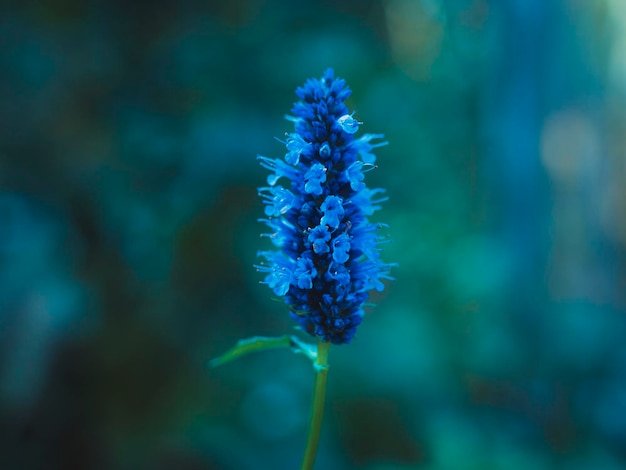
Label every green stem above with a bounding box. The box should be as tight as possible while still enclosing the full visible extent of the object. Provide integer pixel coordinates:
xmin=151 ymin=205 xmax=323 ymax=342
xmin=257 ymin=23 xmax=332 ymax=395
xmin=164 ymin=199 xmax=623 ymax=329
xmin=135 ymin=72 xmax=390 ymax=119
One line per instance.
xmin=300 ymin=339 xmax=331 ymax=470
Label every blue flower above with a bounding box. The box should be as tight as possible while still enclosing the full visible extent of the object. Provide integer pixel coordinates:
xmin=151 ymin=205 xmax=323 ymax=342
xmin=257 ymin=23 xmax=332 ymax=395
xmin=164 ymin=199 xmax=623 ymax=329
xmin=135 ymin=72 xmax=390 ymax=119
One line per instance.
xmin=304 ymin=163 xmax=327 ymax=196
xmin=331 ymin=233 xmax=351 ymax=264
xmin=320 ymin=195 xmax=344 ymax=230
xmin=308 ymin=225 xmax=331 ymax=254
xmin=345 ymin=162 xmax=366 ymax=191
xmin=285 ymin=133 xmax=311 ymax=165
xmin=256 ymin=69 xmax=393 ymax=344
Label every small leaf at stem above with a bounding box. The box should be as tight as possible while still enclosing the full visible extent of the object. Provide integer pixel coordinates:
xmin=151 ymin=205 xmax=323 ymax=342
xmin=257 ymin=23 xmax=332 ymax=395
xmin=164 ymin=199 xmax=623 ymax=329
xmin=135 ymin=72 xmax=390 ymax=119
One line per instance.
xmin=210 ymin=334 xmax=316 ymax=367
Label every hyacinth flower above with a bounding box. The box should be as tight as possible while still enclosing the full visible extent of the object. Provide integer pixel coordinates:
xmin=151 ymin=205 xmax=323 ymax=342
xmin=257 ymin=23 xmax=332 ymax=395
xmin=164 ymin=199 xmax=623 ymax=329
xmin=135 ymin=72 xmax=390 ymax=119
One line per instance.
xmin=212 ymin=69 xmax=392 ymax=470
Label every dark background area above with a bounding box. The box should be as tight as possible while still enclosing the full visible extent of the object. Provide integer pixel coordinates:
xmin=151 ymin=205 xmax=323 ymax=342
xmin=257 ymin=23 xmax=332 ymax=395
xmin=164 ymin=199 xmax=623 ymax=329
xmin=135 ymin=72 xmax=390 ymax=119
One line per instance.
xmin=1 ymin=0 xmax=626 ymax=469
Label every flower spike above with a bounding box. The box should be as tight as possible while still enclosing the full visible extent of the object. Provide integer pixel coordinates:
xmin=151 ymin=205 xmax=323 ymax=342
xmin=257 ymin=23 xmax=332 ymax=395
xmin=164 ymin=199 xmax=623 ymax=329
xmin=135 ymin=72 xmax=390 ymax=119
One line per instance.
xmin=257 ymin=69 xmax=391 ymax=345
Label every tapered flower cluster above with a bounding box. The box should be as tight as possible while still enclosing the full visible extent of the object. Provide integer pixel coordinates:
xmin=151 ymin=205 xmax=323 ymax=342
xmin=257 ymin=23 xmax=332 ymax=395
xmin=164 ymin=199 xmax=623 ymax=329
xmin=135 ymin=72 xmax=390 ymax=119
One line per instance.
xmin=256 ymin=69 xmax=392 ymax=344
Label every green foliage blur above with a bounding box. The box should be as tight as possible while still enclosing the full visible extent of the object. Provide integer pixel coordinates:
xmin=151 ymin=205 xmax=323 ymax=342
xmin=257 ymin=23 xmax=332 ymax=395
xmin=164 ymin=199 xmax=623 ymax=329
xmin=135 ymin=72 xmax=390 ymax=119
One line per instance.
xmin=1 ymin=0 xmax=625 ymax=469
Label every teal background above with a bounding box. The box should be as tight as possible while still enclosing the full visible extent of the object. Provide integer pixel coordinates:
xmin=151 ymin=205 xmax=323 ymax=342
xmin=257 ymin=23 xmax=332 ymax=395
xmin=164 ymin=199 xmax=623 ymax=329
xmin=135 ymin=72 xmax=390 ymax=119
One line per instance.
xmin=1 ymin=0 xmax=626 ymax=469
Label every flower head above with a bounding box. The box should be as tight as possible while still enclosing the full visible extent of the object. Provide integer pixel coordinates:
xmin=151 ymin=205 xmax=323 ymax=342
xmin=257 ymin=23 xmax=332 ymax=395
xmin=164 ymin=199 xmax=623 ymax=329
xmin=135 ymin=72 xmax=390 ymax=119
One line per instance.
xmin=257 ymin=69 xmax=392 ymax=344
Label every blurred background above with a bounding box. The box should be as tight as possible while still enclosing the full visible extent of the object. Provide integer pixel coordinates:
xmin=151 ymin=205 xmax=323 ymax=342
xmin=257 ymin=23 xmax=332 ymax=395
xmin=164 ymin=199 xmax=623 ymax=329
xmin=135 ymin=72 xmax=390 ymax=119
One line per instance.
xmin=1 ymin=0 xmax=626 ymax=468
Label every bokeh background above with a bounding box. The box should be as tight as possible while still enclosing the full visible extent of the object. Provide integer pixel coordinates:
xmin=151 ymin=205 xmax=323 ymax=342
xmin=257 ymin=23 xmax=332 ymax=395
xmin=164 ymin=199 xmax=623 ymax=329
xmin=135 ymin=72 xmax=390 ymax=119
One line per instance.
xmin=1 ymin=0 xmax=626 ymax=468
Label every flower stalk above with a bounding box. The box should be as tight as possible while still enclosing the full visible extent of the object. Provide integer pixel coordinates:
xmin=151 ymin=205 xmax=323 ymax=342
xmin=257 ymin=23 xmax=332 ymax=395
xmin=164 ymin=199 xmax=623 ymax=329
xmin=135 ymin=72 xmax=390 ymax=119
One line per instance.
xmin=300 ymin=340 xmax=330 ymax=470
